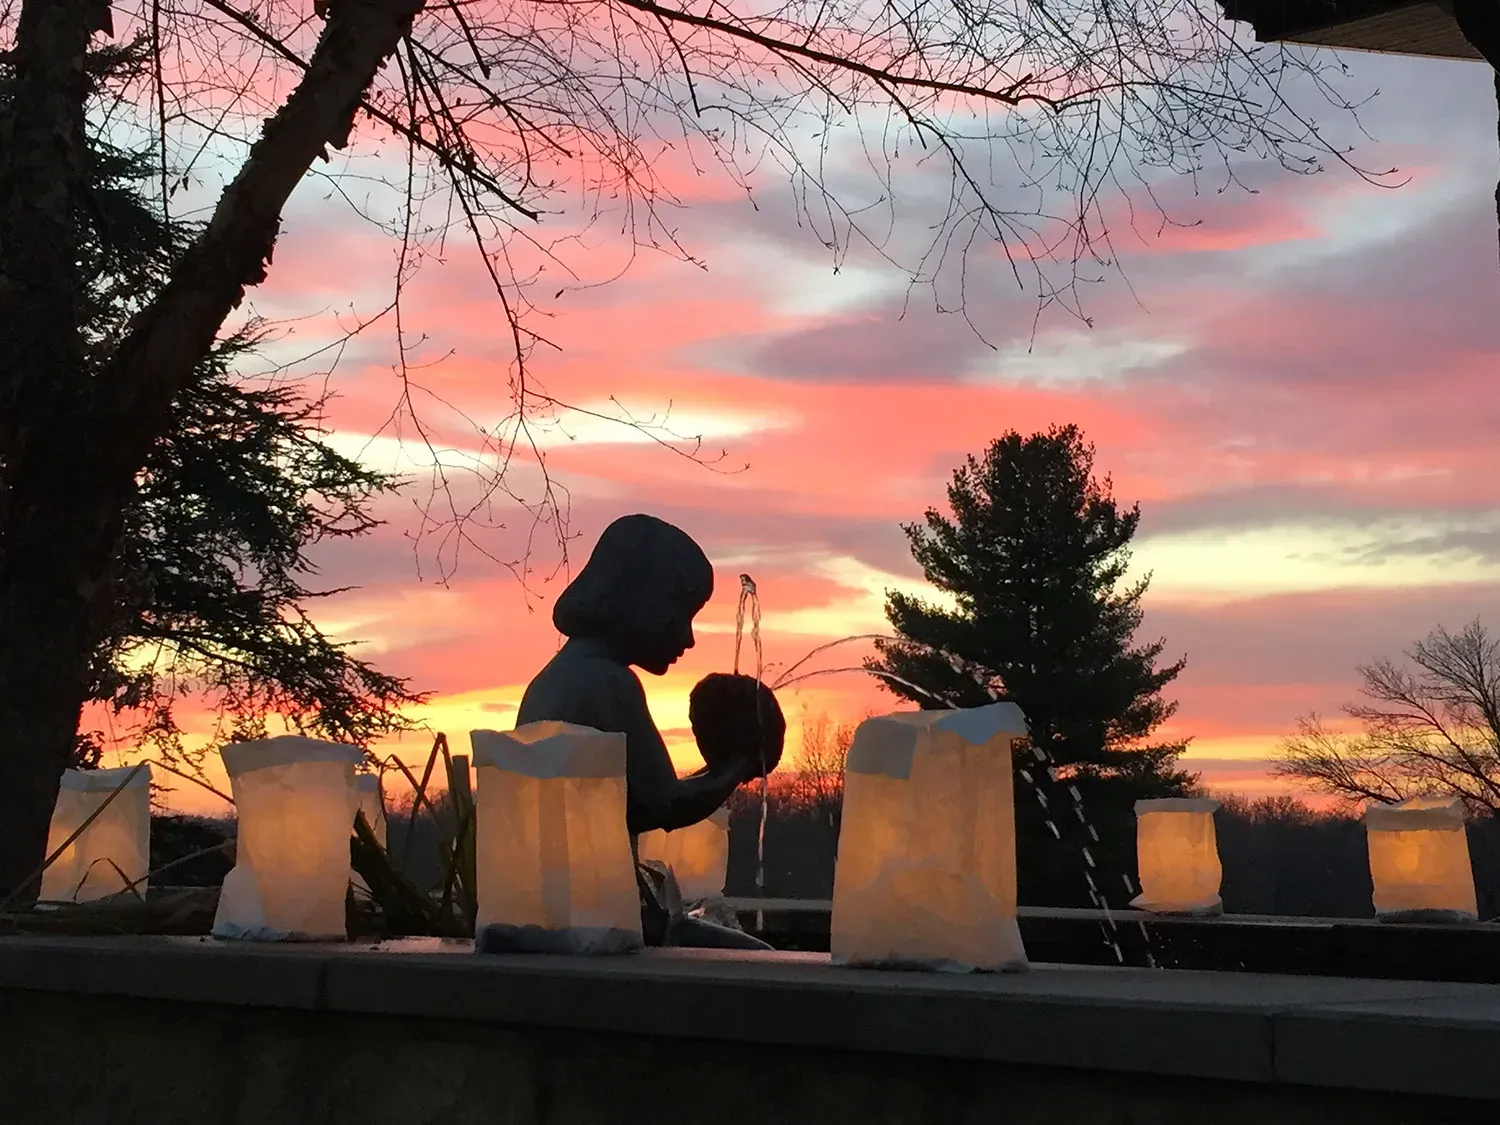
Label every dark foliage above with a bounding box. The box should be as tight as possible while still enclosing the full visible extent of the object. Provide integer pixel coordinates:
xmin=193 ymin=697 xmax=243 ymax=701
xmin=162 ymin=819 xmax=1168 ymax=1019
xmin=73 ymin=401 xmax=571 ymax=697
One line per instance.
xmin=1214 ymin=797 xmax=1500 ymax=921
xmin=148 ymin=816 xmax=233 ymax=888
xmin=725 ymin=785 xmax=839 ymax=900
xmin=1215 ymin=797 xmax=1372 ymax=917
xmin=725 ymin=791 xmax=1500 ymax=922
xmin=65 ymin=47 xmax=423 ymax=767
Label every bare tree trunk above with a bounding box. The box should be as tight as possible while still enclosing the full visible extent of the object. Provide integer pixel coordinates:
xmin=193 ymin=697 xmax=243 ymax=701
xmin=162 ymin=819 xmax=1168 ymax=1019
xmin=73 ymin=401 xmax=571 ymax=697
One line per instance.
xmin=0 ymin=0 xmax=114 ymax=902
xmin=0 ymin=0 xmax=425 ymax=900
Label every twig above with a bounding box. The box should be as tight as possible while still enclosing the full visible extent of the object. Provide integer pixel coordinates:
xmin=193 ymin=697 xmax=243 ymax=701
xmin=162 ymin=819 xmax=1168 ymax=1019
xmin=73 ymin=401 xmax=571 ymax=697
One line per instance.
xmin=199 ymin=0 xmax=537 ymax=220
xmin=149 ymin=759 xmax=235 ymax=807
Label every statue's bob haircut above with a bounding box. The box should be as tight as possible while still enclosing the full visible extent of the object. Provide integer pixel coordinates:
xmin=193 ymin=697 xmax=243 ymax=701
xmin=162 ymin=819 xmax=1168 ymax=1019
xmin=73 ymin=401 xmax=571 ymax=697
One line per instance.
xmin=553 ymin=514 xmax=713 ymax=644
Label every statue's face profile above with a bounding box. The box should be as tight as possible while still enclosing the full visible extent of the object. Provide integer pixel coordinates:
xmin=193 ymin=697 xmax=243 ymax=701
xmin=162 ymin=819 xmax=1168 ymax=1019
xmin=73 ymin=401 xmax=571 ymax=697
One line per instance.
xmin=627 ymin=597 xmax=705 ymax=676
xmin=551 ymin=514 xmax=714 ymax=675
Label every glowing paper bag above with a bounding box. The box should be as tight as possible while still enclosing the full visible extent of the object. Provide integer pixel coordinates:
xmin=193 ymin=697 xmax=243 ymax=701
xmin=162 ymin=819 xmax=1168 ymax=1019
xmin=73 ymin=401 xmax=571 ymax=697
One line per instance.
xmin=350 ymin=773 xmax=388 ymax=896
xmin=1365 ymin=797 xmax=1478 ymax=923
xmin=636 ymin=807 xmax=730 ymax=902
xmin=39 ymin=765 xmax=152 ymax=904
xmin=830 ymin=703 xmax=1029 ymax=972
xmin=212 ymin=736 xmax=363 ymax=941
xmin=471 ymin=722 xmax=642 ymax=954
xmin=355 ymin=773 xmax=387 ymax=847
xmin=1130 ymin=798 xmax=1222 ymax=915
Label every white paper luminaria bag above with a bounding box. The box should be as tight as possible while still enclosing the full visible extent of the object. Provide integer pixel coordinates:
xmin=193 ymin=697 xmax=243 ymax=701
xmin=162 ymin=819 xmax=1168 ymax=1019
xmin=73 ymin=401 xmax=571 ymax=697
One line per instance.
xmin=212 ymin=736 xmax=363 ymax=941
xmin=350 ymin=772 xmax=388 ymax=896
xmin=1130 ymin=797 xmax=1223 ymax=915
xmin=354 ymin=773 xmax=387 ymax=845
xmin=40 ymin=765 xmax=152 ymax=904
xmin=1365 ymin=797 xmax=1478 ymax=923
xmin=471 ymin=722 xmax=642 ymax=954
xmin=636 ymin=806 xmax=730 ymax=903
xmin=830 ymin=703 xmax=1030 ymax=972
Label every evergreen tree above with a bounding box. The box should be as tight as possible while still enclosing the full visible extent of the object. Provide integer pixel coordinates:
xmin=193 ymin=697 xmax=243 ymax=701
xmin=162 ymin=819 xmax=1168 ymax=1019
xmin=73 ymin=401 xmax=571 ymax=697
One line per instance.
xmin=64 ymin=47 xmax=423 ymax=775
xmin=869 ymin=424 xmax=1193 ymax=906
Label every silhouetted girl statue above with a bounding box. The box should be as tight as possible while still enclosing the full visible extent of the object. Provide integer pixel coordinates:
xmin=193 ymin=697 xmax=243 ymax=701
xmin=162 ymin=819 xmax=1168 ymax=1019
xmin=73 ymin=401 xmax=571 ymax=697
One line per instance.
xmin=515 ymin=514 xmax=782 ymax=948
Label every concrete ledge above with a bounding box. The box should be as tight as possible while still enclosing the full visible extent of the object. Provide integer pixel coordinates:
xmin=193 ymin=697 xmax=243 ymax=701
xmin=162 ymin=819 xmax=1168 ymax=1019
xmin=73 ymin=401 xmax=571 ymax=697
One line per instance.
xmin=2 ymin=934 xmax=1499 ymax=1107
xmin=726 ymin=898 xmax=1500 ymax=983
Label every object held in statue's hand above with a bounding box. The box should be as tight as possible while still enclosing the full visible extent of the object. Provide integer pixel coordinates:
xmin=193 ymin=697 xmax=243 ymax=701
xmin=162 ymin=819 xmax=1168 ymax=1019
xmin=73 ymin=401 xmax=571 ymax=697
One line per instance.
xmin=689 ymin=672 xmax=785 ymax=779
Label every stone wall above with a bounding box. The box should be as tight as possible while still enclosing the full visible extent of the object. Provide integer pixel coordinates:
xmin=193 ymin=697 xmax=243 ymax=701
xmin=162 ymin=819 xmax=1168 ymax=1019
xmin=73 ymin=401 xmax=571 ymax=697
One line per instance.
xmin=2 ymin=936 xmax=1497 ymax=1124
xmin=2 ymin=988 xmax=1485 ymax=1125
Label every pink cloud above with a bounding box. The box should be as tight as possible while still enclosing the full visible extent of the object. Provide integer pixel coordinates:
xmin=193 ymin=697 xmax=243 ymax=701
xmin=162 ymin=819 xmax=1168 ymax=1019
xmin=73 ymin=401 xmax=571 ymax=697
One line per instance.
xmin=115 ymin=48 xmax=1500 ymax=822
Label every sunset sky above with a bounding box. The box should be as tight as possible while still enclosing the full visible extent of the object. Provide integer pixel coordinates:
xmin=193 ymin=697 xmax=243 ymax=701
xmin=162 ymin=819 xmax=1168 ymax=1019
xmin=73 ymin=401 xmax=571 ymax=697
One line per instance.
xmin=125 ymin=38 xmax=1500 ymax=816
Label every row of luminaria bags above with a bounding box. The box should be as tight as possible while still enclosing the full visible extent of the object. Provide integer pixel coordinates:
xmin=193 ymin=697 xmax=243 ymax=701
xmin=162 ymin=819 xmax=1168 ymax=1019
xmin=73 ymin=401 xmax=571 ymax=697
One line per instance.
xmin=42 ymin=703 xmax=1483 ymax=968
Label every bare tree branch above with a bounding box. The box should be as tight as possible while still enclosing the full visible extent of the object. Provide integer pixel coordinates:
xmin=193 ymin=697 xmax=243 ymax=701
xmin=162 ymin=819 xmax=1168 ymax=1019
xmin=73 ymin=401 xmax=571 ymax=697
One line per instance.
xmin=0 ymin=0 xmax=1400 ymax=893
xmin=792 ymin=709 xmax=856 ymax=823
xmin=199 ymin=0 xmax=537 ymax=218
xmin=615 ymin=0 xmax=1052 ymax=108
xmin=1277 ymin=621 xmax=1500 ymax=816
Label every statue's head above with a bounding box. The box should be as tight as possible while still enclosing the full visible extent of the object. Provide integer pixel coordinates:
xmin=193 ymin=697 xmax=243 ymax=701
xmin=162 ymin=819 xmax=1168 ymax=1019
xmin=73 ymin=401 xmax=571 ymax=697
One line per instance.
xmin=553 ymin=514 xmax=713 ymax=675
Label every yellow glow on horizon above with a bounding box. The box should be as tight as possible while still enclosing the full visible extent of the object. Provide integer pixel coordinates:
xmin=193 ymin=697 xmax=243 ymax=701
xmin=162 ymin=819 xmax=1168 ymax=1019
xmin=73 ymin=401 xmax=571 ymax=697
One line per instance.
xmin=313 ymin=583 xmax=494 ymax=655
xmin=697 ymin=554 xmax=957 ymax=643
xmin=321 ymin=400 xmax=790 ymax=481
xmin=1132 ymin=514 xmax=1500 ymax=602
xmin=1178 ymin=735 xmax=1284 ymax=763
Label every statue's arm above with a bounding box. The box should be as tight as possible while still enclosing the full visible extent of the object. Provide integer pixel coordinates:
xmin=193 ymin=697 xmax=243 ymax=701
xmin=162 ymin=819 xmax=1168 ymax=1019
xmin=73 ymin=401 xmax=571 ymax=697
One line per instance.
xmin=615 ymin=674 xmax=747 ymax=835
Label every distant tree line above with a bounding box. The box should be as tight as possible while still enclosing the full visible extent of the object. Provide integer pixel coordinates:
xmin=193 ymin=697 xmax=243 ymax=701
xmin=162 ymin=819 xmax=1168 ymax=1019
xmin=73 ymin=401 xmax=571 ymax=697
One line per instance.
xmin=713 ymin=672 xmax=1500 ymax=920
xmin=150 ymin=719 xmax=1500 ymax=922
xmin=721 ymin=763 xmax=1500 ymax=921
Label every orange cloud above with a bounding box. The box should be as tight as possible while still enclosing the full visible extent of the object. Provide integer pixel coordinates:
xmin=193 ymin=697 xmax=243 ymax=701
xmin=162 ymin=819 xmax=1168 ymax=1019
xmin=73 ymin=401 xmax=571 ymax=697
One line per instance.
xmin=112 ymin=48 xmax=1500 ymax=825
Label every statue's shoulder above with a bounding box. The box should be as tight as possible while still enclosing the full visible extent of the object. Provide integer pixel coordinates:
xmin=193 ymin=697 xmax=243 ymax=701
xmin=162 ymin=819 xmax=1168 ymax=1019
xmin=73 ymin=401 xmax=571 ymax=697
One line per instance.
xmin=541 ymin=642 xmax=643 ymax=695
xmin=517 ymin=641 xmax=646 ymax=730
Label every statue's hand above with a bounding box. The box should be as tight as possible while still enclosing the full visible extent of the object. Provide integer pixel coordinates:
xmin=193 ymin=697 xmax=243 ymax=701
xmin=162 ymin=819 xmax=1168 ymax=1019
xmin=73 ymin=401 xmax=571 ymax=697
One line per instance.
xmin=689 ymin=673 xmax=786 ymax=781
xmin=696 ymin=720 xmax=774 ymax=782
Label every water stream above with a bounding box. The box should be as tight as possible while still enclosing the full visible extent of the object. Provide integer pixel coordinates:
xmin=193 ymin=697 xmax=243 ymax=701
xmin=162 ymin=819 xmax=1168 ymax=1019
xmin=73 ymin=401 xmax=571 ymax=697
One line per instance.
xmin=733 ymin=574 xmax=767 ymax=934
